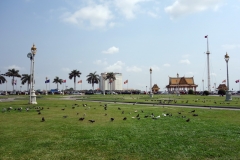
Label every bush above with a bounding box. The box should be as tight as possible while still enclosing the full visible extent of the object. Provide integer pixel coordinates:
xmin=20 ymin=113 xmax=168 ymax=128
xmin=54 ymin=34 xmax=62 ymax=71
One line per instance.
xmin=218 ymin=89 xmax=226 ymax=95
xmin=188 ymin=89 xmax=194 ymax=94
xmin=203 ymin=90 xmax=209 ymax=96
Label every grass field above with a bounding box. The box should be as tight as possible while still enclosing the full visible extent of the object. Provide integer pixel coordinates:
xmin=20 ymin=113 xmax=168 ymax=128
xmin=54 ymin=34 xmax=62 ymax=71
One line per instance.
xmin=1 ymin=94 xmax=240 ymax=159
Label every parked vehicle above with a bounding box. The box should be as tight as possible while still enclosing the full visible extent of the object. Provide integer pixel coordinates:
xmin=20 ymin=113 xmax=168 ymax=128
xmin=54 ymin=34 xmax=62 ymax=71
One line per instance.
xmin=85 ymin=90 xmax=94 ymax=95
xmin=72 ymin=91 xmax=82 ymax=95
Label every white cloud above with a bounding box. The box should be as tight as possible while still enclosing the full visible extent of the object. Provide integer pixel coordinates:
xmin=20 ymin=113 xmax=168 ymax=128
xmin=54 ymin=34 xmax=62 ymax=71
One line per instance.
xmin=179 ymin=59 xmax=190 ymax=64
xmin=61 ymin=4 xmax=114 ymax=28
xmin=61 ymin=67 xmax=71 ymax=72
xmin=126 ymin=66 xmax=142 ymax=72
xmin=163 ymin=63 xmax=171 ymax=67
xmin=105 ymin=61 xmax=124 ymax=72
xmin=102 ymin=46 xmax=119 ymax=54
xmin=5 ymin=65 xmax=23 ymax=71
xmin=114 ymin=0 xmax=148 ymax=19
xmin=165 ymin=0 xmax=223 ymax=19
xmin=147 ymin=11 xmax=158 ymax=18
xmin=222 ymin=44 xmax=240 ymax=50
xmin=93 ymin=60 xmax=108 ymax=66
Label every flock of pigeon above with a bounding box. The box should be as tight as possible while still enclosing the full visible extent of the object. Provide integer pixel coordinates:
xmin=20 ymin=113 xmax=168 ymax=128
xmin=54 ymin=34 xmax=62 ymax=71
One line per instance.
xmin=2 ymin=102 xmax=200 ymax=124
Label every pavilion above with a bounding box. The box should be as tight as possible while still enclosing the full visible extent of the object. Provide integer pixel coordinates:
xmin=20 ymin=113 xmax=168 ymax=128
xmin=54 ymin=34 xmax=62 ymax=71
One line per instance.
xmin=166 ymin=76 xmax=198 ymax=92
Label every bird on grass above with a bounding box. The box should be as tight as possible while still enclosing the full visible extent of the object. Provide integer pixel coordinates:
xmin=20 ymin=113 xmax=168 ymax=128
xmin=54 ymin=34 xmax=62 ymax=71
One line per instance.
xmin=38 ymin=112 xmax=41 ymax=115
xmin=63 ymin=116 xmax=68 ymax=118
xmin=89 ymin=120 xmax=95 ymax=123
xmin=123 ymin=117 xmax=127 ymax=120
xmin=193 ymin=114 xmax=198 ymax=116
xmin=186 ymin=118 xmax=190 ymax=122
xmin=122 ymin=111 xmax=124 ymax=114
xmin=41 ymin=117 xmax=45 ymax=122
xmin=79 ymin=117 xmax=85 ymax=121
xmin=191 ymin=110 xmax=195 ymax=113
xmin=61 ymin=108 xmax=65 ymax=111
xmin=110 ymin=118 xmax=114 ymax=121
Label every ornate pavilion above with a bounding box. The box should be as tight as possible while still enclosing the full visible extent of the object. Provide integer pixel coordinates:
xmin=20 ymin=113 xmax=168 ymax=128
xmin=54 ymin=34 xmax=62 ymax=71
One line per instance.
xmin=151 ymin=84 xmax=160 ymax=93
xmin=166 ymin=75 xmax=198 ymax=92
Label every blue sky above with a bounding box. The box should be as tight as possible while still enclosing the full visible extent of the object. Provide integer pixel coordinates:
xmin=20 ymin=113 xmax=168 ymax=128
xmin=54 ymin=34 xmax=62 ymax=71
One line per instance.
xmin=0 ymin=0 xmax=240 ymax=92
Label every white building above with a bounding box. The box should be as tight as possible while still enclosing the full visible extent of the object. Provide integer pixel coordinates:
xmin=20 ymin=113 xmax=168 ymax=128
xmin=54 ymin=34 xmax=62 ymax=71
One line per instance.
xmin=99 ymin=72 xmax=123 ymax=91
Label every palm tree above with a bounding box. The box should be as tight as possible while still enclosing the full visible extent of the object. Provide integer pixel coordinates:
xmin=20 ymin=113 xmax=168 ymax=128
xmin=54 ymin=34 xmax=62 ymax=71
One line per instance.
xmin=86 ymin=71 xmax=100 ymax=91
xmin=21 ymin=74 xmax=31 ymax=91
xmin=69 ymin=70 xmax=81 ymax=91
xmin=4 ymin=68 xmax=21 ymax=91
xmin=105 ymin=72 xmax=116 ymax=94
xmin=53 ymin=76 xmax=62 ymax=90
xmin=0 ymin=74 xmax=7 ymax=84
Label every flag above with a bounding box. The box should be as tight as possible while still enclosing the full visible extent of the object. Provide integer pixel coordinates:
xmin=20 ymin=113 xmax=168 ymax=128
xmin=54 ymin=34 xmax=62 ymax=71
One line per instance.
xmin=12 ymin=79 xmax=17 ymax=85
xmin=63 ymin=80 xmax=66 ymax=83
xmin=222 ymin=79 xmax=226 ymax=83
xmin=205 ymin=35 xmax=208 ymax=38
xmin=236 ymin=80 xmax=240 ymax=83
xmin=124 ymin=80 xmax=128 ymax=84
xmin=45 ymin=79 xmax=50 ymax=83
xmin=78 ymin=80 xmax=82 ymax=83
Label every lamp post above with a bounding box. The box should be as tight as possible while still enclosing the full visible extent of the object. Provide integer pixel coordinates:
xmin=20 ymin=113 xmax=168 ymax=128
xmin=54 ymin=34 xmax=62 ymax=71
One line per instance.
xmin=225 ymin=52 xmax=232 ymax=101
xmin=27 ymin=44 xmax=37 ymax=104
xmin=146 ymin=86 xmax=147 ymax=94
xmin=177 ymin=73 xmax=180 ymax=96
xmin=149 ymin=68 xmax=153 ymax=98
xmin=5 ymin=80 xmax=8 ymax=95
xmin=45 ymin=77 xmax=48 ymax=95
xmin=102 ymin=73 xmax=106 ymax=95
xmin=202 ymin=79 xmax=204 ymax=92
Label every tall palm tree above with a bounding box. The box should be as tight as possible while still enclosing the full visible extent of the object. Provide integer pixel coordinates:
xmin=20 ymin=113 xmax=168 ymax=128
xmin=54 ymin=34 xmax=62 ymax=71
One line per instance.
xmin=0 ymin=74 xmax=7 ymax=84
xmin=4 ymin=68 xmax=21 ymax=91
xmin=21 ymin=74 xmax=31 ymax=91
xmin=105 ymin=72 xmax=116 ymax=94
xmin=53 ymin=76 xmax=62 ymax=90
xmin=69 ymin=70 xmax=81 ymax=91
xmin=86 ymin=71 xmax=100 ymax=90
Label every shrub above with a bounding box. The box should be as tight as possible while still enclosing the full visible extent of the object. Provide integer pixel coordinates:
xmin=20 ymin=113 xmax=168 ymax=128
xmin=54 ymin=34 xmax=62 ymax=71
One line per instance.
xmin=218 ymin=89 xmax=226 ymax=95
xmin=188 ymin=89 xmax=194 ymax=94
xmin=203 ymin=90 xmax=209 ymax=96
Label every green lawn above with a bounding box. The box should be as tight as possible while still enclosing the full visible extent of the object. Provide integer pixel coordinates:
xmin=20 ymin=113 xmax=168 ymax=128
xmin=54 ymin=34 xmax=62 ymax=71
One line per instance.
xmin=0 ymin=95 xmax=240 ymax=159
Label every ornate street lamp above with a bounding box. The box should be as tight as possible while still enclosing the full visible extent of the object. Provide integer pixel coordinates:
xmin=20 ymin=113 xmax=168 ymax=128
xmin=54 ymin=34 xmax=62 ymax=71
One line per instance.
xmin=225 ymin=52 xmax=232 ymax=101
xmin=27 ymin=44 xmax=37 ymax=104
xmin=45 ymin=77 xmax=48 ymax=95
xmin=149 ymin=68 xmax=153 ymax=98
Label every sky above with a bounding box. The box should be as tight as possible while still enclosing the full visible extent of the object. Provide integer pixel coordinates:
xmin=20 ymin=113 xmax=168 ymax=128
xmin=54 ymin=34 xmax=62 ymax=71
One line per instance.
xmin=0 ymin=0 xmax=240 ymax=92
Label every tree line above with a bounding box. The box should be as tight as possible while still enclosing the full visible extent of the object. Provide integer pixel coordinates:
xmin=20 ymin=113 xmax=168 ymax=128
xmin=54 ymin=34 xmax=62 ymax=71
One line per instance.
xmin=0 ymin=69 xmax=116 ymax=92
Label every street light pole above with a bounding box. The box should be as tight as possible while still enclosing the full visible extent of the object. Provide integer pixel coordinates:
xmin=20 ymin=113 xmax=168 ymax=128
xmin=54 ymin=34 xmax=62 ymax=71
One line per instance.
xmin=27 ymin=44 xmax=37 ymax=104
xmin=225 ymin=52 xmax=232 ymax=101
xmin=149 ymin=68 xmax=153 ymax=98
xmin=102 ymin=73 xmax=106 ymax=95
xmin=202 ymin=79 xmax=204 ymax=92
